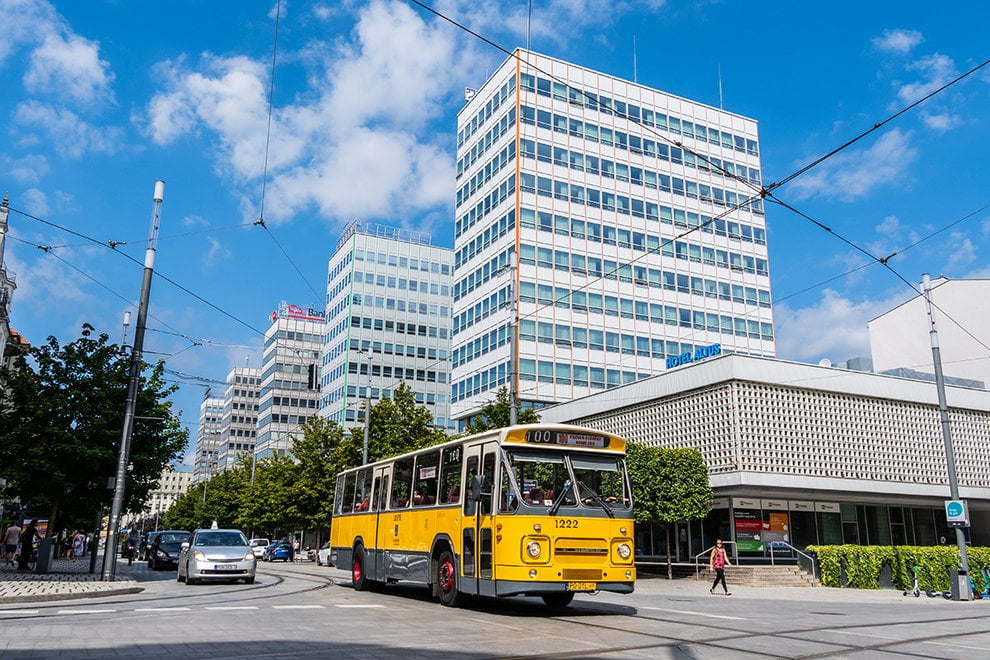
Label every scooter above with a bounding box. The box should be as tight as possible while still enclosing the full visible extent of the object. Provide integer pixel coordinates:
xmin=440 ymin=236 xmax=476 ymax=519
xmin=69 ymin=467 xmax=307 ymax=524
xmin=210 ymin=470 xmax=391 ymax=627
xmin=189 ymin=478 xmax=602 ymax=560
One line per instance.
xmin=981 ymin=568 xmax=990 ymax=599
xmin=902 ymin=564 xmax=920 ymax=598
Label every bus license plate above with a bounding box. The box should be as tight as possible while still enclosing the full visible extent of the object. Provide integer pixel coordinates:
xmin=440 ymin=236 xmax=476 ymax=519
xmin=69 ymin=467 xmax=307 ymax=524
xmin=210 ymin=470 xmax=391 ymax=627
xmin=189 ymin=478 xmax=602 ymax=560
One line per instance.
xmin=566 ymin=581 xmax=596 ymax=591
xmin=215 ymin=564 xmax=236 ymax=571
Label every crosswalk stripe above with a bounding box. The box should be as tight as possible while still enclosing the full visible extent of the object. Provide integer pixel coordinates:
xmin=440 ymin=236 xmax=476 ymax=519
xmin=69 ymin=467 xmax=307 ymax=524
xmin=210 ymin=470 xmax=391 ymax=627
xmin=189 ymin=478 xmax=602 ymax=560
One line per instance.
xmin=134 ymin=607 xmax=190 ymax=612
xmin=335 ymin=604 xmax=385 ymax=608
xmin=0 ymin=610 xmax=39 ymax=615
xmin=205 ymin=606 xmax=259 ymax=611
xmin=57 ymin=609 xmax=117 ymax=614
xmin=640 ymin=606 xmax=747 ymax=621
xmin=271 ymin=604 xmax=324 ymax=609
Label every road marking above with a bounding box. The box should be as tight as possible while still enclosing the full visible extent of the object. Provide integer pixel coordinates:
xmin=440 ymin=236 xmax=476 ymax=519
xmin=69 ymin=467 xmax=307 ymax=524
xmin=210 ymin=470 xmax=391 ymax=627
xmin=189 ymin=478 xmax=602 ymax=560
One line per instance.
xmin=57 ymin=609 xmax=117 ymax=615
xmin=827 ymin=630 xmax=899 ymax=640
xmin=640 ymin=606 xmax=747 ymax=620
xmin=335 ymin=604 xmax=386 ymax=608
xmin=134 ymin=607 xmax=190 ymax=612
xmin=206 ymin=606 xmax=259 ymax=611
xmin=923 ymin=641 xmax=990 ymax=652
xmin=0 ymin=610 xmax=39 ymax=615
xmin=271 ymin=604 xmax=324 ymax=609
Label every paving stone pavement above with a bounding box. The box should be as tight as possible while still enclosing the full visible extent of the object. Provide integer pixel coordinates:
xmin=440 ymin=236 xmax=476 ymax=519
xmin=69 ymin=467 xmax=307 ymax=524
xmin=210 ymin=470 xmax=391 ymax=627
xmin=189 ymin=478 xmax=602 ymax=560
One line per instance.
xmin=0 ymin=554 xmax=142 ymax=603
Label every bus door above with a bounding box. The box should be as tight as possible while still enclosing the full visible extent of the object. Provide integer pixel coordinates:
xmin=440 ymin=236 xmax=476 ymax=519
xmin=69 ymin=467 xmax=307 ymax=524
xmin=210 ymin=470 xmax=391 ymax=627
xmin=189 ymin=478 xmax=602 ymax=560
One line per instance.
xmin=462 ymin=442 xmax=498 ymax=597
xmin=371 ymin=465 xmax=391 ymax=582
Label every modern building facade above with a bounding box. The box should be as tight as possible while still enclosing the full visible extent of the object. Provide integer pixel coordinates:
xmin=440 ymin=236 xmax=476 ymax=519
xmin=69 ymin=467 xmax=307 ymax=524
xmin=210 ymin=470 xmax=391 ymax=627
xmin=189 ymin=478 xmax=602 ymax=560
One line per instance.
xmin=451 ymin=49 xmax=773 ymax=423
xmin=869 ymin=278 xmax=989 ymax=389
xmin=192 ymin=395 xmax=224 ymax=484
xmin=143 ymin=467 xmax=193 ymax=520
xmin=216 ymin=367 xmax=260 ymax=470
xmin=540 ymin=353 xmax=990 ymax=559
xmin=319 ymin=222 xmax=455 ymax=431
xmin=255 ymin=301 xmax=324 ymax=459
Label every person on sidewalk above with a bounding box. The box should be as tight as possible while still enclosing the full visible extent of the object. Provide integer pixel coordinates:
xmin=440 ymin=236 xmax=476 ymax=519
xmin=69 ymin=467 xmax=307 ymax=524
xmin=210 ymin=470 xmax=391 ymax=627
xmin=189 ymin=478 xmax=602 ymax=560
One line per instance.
xmin=3 ymin=522 xmax=21 ymax=565
xmin=709 ymin=538 xmax=732 ymax=596
xmin=17 ymin=520 xmax=39 ymax=571
xmin=71 ymin=530 xmax=86 ymax=560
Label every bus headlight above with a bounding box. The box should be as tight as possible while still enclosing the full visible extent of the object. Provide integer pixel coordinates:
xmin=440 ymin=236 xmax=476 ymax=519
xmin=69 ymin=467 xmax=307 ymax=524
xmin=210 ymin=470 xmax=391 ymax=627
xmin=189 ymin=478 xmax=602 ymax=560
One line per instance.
xmin=527 ymin=541 xmax=542 ymax=558
xmin=617 ymin=543 xmax=631 ymax=559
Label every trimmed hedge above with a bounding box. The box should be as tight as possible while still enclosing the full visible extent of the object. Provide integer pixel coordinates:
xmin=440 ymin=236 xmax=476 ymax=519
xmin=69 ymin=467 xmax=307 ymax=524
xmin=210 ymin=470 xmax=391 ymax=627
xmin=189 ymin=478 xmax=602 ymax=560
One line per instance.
xmin=806 ymin=545 xmax=990 ymax=591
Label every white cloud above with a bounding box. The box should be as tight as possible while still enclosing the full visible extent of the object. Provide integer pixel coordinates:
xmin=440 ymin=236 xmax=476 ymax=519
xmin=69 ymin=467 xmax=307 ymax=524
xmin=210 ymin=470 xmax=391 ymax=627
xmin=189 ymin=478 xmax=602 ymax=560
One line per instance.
xmin=13 ymin=100 xmax=123 ymax=159
xmin=202 ymin=237 xmax=232 ymax=266
xmin=312 ymin=4 xmax=333 ymax=20
xmin=944 ymin=231 xmax=976 ymax=273
xmin=897 ymin=53 xmax=956 ymax=104
xmin=874 ymin=214 xmax=900 ymax=236
xmin=3 ymin=248 xmax=91 ymax=306
xmin=20 ymin=188 xmax=49 ymax=217
xmin=181 ymin=214 xmax=210 ymax=227
xmin=788 ymin=129 xmax=918 ymax=201
xmin=0 ymin=0 xmax=61 ymax=65
xmin=24 ymin=33 xmax=114 ymax=105
xmin=872 ymin=29 xmax=923 ymax=54
xmin=774 ymin=289 xmax=909 ymax=363
xmin=2 ymin=153 xmax=49 ymax=184
xmin=920 ymin=111 xmax=961 ymax=132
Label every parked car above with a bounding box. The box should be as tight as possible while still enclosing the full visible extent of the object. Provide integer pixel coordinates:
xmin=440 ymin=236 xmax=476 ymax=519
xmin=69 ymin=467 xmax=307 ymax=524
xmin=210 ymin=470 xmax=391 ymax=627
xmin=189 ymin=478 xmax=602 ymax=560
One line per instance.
xmin=177 ymin=528 xmax=256 ymax=585
xmin=141 ymin=531 xmax=161 ymax=561
xmin=262 ymin=540 xmax=293 ymax=562
xmin=248 ymin=538 xmax=270 ymax=559
xmin=316 ymin=541 xmax=331 ymax=566
xmin=148 ymin=530 xmax=187 ymax=571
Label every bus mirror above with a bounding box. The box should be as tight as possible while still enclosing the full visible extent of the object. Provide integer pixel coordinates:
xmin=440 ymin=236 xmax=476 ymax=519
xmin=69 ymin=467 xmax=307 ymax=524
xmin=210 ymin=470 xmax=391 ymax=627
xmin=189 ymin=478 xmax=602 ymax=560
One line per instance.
xmin=471 ymin=474 xmax=484 ymax=502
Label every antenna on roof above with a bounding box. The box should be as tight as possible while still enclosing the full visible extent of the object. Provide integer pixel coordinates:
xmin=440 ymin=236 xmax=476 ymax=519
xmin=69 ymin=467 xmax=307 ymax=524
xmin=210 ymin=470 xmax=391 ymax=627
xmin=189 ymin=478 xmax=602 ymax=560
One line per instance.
xmin=526 ymin=0 xmax=533 ymax=51
xmin=718 ymin=63 xmax=724 ymax=109
xmin=633 ymin=35 xmax=638 ymax=83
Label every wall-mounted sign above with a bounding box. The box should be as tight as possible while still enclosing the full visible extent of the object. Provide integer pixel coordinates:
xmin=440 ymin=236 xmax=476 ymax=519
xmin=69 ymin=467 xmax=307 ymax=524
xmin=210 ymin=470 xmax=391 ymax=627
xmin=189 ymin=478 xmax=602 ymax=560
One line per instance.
xmin=945 ymin=499 xmax=970 ymax=528
xmin=814 ymin=502 xmax=841 ymax=513
xmin=761 ymin=499 xmax=787 ymax=510
xmin=271 ymin=301 xmax=326 ymax=323
xmin=666 ymin=343 xmax=721 ymax=369
xmin=789 ymin=500 xmax=814 ymax=512
xmin=732 ymin=497 xmax=760 ymax=509
xmin=711 ymin=497 xmax=730 ymax=509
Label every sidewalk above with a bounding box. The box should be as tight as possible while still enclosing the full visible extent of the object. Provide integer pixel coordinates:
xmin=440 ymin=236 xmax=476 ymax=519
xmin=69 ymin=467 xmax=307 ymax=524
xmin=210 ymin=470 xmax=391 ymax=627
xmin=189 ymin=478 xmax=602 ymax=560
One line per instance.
xmin=0 ymin=554 xmax=143 ymax=604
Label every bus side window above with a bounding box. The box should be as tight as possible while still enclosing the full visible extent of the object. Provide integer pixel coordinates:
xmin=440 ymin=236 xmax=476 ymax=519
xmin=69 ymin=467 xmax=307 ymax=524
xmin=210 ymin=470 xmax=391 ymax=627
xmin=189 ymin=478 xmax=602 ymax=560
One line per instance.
xmin=463 ymin=456 xmax=479 ymax=516
xmin=481 ymin=452 xmax=496 ymax=515
xmin=413 ymin=451 xmax=440 ymax=506
xmin=341 ymin=472 xmax=356 ymax=514
xmin=374 ymin=476 xmax=389 ymax=511
xmin=440 ymin=446 xmax=463 ymax=504
xmin=333 ymin=474 xmax=345 ymax=516
xmin=370 ymin=476 xmax=380 ymax=511
xmin=354 ymin=468 xmax=372 ymax=512
xmin=391 ymin=459 xmax=413 ymax=509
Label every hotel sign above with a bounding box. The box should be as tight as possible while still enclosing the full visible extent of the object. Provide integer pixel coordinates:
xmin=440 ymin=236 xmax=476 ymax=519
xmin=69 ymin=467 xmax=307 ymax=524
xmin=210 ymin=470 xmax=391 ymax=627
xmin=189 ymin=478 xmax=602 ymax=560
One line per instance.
xmin=666 ymin=343 xmax=721 ymax=369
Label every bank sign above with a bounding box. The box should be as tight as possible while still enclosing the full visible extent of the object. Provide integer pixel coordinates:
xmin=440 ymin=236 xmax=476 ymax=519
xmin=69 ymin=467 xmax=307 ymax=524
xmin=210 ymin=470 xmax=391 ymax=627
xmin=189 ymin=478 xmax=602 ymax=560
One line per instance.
xmin=666 ymin=343 xmax=722 ymax=369
xmin=271 ymin=301 xmax=326 ymax=323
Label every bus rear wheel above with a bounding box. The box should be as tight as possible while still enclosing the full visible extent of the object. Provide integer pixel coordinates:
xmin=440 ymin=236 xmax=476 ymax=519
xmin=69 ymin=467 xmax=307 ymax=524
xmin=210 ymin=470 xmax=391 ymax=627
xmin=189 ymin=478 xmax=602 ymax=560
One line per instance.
xmin=542 ymin=592 xmax=574 ymax=608
xmin=352 ymin=546 xmax=369 ymax=591
xmin=437 ymin=549 xmax=463 ymax=608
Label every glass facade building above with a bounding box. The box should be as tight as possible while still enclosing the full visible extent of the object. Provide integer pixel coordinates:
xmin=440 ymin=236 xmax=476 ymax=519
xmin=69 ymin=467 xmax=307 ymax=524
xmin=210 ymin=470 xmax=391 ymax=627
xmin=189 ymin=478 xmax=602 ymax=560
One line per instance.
xmin=255 ymin=302 xmax=325 ymax=459
xmin=192 ymin=395 xmax=224 ymax=484
xmin=216 ymin=366 xmax=260 ymax=470
xmin=319 ymin=222 xmax=455 ymax=431
xmin=451 ymin=50 xmax=775 ymax=422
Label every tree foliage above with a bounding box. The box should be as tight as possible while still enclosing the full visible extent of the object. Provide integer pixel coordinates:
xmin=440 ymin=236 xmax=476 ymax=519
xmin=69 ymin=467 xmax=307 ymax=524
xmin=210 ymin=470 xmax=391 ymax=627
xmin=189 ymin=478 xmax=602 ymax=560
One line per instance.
xmin=626 ymin=443 xmax=713 ymax=578
xmin=464 ymin=386 xmax=540 ymax=435
xmin=0 ymin=324 xmax=187 ymax=531
xmin=363 ymin=382 xmax=448 ymax=461
xmin=290 ymin=417 xmax=350 ymax=530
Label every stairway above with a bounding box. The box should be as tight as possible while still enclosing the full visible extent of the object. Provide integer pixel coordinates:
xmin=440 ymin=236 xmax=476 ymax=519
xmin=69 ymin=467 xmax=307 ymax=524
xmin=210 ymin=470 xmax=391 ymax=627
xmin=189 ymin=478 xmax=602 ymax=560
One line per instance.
xmin=693 ymin=565 xmax=819 ymax=587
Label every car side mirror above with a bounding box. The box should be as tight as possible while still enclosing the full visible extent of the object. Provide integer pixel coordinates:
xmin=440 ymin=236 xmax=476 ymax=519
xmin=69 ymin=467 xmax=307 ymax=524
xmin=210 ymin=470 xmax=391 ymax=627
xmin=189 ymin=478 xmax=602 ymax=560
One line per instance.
xmin=181 ymin=542 xmax=189 ymax=550
xmin=471 ymin=474 xmax=484 ymax=502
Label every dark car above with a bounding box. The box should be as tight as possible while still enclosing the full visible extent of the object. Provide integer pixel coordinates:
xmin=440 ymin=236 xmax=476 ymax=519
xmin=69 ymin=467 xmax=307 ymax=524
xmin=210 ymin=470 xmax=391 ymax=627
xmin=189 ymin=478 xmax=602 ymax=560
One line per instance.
xmin=263 ymin=540 xmax=293 ymax=562
xmin=141 ymin=531 xmax=162 ymax=561
xmin=148 ymin=530 xmax=189 ymax=571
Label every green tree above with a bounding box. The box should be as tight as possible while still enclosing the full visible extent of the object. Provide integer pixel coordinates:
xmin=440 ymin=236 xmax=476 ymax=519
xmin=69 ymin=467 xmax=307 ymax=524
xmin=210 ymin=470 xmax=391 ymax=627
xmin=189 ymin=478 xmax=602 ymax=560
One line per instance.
xmin=0 ymin=324 xmax=187 ymax=531
xmin=161 ymin=483 xmax=206 ymax=531
xmin=362 ymin=382 xmax=448 ymax=461
xmin=240 ymin=456 xmax=305 ymax=537
xmin=464 ymin=386 xmax=540 ymax=435
xmin=291 ymin=417 xmax=350 ymax=533
xmin=200 ymin=463 xmax=250 ymax=529
xmin=626 ymin=443 xmax=713 ymax=579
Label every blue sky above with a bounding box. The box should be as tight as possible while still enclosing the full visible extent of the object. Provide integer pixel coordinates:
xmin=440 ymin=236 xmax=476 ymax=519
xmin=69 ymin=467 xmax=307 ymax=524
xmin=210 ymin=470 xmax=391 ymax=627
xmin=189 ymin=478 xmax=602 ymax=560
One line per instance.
xmin=2 ymin=0 xmax=989 ymax=464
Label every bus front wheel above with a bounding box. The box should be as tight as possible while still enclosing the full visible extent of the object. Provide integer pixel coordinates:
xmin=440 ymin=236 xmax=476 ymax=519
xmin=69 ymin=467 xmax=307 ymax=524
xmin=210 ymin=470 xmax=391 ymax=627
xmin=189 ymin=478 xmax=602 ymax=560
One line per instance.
xmin=437 ymin=549 xmax=463 ymax=608
xmin=352 ymin=546 xmax=369 ymax=591
xmin=542 ymin=592 xmax=574 ymax=608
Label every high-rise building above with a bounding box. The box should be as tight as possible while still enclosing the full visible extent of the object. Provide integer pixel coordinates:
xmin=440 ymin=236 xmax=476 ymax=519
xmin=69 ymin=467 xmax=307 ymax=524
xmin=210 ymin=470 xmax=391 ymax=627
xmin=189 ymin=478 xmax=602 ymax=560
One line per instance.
xmin=451 ymin=50 xmax=774 ymax=422
xmin=192 ymin=395 xmax=224 ymax=484
xmin=255 ymin=301 xmax=325 ymax=459
xmin=216 ymin=366 xmax=260 ymax=470
xmin=320 ymin=222 xmax=455 ymax=431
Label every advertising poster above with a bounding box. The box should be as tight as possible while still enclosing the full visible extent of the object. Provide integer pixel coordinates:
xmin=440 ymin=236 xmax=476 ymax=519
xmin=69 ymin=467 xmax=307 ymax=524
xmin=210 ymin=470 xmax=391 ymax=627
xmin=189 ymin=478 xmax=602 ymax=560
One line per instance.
xmin=733 ymin=509 xmax=764 ymax=552
xmin=764 ymin=512 xmax=790 ymax=551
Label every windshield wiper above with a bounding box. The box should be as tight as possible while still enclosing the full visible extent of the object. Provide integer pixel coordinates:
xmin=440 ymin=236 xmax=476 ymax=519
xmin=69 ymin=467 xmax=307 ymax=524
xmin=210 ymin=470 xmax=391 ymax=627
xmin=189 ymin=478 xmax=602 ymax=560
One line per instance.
xmin=548 ymin=480 xmax=572 ymax=516
xmin=578 ymin=483 xmax=615 ymax=518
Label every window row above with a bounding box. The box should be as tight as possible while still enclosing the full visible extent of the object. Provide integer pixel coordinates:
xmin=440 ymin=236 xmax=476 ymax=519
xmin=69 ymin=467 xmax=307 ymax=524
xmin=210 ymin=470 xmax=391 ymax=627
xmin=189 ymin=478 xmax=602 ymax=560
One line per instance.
xmin=452 ymin=323 xmax=511 ymax=368
xmin=453 ymin=246 xmax=514 ymax=301
xmin=519 ymin=73 xmax=759 ymax=156
xmin=452 ymin=284 xmax=512 ymax=336
xmin=270 ymin=396 xmax=319 ymax=409
xmin=346 ymin=360 xmax=447 ymax=385
xmin=519 ymin=359 xmax=654 ymax=389
xmin=349 ymin=315 xmax=450 ymax=340
xmin=265 ymin=329 xmax=323 ymax=347
xmin=456 ymin=140 xmax=515 ymax=208
xmin=455 ymin=208 xmax=515 ymax=268
xmin=352 ymin=270 xmax=450 ymax=297
xmin=349 ymin=293 xmax=450 ymax=318
xmin=353 ymin=248 xmax=450 ymax=275
xmin=348 ymin=337 xmax=448 ymax=362
xmin=456 ymin=106 xmax=516 ymax=178
xmin=456 ymin=173 xmax=516 ymax=244
xmin=457 ymin=76 xmax=516 ymax=148
xmin=451 ymin=360 xmax=510 ymax=403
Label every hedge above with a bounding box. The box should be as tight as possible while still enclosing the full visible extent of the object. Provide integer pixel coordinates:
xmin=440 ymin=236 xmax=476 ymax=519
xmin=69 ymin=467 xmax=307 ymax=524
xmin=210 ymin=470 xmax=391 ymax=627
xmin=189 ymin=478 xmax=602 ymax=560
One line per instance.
xmin=806 ymin=545 xmax=990 ymax=591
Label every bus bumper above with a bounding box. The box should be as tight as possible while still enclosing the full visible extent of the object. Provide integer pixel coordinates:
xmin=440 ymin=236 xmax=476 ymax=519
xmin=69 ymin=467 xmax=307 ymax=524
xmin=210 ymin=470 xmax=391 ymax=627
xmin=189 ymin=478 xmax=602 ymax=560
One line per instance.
xmin=496 ymin=580 xmax=634 ymax=597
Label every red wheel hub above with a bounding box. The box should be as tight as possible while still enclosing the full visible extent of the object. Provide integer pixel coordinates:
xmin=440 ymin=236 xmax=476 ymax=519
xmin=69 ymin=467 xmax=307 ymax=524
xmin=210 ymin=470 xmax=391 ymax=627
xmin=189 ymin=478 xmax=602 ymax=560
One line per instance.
xmin=439 ymin=557 xmax=455 ymax=593
xmin=352 ymin=557 xmax=362 ymax=582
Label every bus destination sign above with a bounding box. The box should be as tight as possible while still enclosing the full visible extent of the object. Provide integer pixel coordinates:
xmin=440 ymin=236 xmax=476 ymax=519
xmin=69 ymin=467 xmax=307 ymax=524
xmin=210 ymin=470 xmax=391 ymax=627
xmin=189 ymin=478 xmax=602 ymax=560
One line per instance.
xmin=525 ymin=429 xmax=610 ymax=448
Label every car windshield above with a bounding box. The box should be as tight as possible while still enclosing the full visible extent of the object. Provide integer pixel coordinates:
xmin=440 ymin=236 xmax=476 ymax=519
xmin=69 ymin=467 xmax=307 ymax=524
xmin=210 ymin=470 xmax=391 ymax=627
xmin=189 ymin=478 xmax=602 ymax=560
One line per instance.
xmin=158 ymin=533 xmax=186 ymax=544
xmin=194 ymin=531 xmax=247 ymax=547
xmin=504 ymin=450 xmax=576 ymax=509
xmin=571 ymin=455 xmax=630 ymax=509
xmin=251 ymin=539 xmax=269 ymax=547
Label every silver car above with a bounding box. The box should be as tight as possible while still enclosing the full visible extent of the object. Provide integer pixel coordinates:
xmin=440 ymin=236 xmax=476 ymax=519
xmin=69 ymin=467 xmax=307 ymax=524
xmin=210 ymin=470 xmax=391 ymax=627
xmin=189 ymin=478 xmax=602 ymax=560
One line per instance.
xmin=177 ymin=529 xmax=256 ymax=585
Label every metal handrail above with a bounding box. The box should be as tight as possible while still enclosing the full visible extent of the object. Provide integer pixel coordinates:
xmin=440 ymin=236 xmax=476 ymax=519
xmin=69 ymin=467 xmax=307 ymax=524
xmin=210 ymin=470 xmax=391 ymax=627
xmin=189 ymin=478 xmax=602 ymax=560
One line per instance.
xmin=768 ymin=541 xmax=817 ymax=580
xmin=694 ymin=541 xmax=738 ymax=579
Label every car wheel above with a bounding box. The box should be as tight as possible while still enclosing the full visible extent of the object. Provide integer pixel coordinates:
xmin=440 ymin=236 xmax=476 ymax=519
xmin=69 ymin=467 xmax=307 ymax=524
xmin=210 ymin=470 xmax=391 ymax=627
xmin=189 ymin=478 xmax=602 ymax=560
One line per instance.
xmin=186 ymin=577 xmax=198 ymax=585
xmin=352 ymin=546 xmax=370 ymax=591
xmin=177 ymin=571 xmax=185 ymax=582
xmin=244 ymin=576 xmax=255 ymax=584
xmin=541 ymin=592 xmax=575 ymax=608
xmin=436 ymin=549 xmax=463 ymax=607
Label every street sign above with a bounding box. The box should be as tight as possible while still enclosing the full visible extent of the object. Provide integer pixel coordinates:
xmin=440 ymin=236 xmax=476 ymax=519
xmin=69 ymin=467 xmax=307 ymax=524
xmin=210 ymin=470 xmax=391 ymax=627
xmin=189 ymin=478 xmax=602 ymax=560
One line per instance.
xmin=945 ymin=499 xmax=970 ymax=528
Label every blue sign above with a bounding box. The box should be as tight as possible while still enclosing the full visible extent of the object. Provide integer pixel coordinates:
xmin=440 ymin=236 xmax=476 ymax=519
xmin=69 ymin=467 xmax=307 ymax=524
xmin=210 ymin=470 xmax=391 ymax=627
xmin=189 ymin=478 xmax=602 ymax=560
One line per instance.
xmin=666 ymin=343 xmax=722 ymax=369
xmin=945 ymin=499 xmax=969 ymax=528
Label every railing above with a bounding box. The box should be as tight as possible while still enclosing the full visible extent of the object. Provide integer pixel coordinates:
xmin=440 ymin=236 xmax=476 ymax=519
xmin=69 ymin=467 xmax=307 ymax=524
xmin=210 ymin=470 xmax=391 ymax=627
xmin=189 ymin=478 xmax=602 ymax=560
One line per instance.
xmin=768 ymin=541 xmax=817 ymax=581
xmin=694 ymin=541 xmax=738 ymax=579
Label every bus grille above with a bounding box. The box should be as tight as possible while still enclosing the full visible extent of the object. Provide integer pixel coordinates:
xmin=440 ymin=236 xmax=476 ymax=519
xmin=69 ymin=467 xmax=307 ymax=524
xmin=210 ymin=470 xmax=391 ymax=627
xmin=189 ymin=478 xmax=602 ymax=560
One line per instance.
xmin=562 ymin=569 xmax=603 ymax=581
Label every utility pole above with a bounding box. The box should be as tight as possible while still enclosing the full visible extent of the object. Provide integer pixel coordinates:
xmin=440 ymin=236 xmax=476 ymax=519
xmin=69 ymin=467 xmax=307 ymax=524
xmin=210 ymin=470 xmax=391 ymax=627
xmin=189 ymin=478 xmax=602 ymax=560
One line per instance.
xmin=508 ymin=251 xmax=518 ymax=426
xmin=921 ymin=273 xmax=971 ymax=597
xmin=102 ymin=180 xmax=164 ymax=581
xmin=362 ymin=351 xmax=372 ymax=465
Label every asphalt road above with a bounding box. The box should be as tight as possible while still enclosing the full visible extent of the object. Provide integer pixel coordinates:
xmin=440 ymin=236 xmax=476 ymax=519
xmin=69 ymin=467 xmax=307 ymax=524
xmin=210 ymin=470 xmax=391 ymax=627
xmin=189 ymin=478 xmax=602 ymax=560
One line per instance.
xmin=2 ymin=559 xmax=989 ymax=658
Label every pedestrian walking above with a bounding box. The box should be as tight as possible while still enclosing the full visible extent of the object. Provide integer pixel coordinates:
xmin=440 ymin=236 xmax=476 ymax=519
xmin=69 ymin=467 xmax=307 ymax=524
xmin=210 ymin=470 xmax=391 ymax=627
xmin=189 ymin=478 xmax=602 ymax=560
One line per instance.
xmin=709 ymin=538 xmax=732 ymax=596
xmin=17 ymin=520 xmax=39 ymax=571
xmin=72 ymin=530 xmax=86 ymax=560
xmin=3 ymin=521 xmax=21 ymax=565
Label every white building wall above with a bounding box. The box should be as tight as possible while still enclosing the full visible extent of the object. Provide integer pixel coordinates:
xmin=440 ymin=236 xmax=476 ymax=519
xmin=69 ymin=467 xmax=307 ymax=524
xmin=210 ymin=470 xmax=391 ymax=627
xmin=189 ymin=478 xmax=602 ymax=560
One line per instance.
xmin=192 ymin=396 xmax=224 ymax=484
xmin=869 ymin=278 xmax=990 ymax=388
xmin=217 ymin=367 xmax=260 ymax=470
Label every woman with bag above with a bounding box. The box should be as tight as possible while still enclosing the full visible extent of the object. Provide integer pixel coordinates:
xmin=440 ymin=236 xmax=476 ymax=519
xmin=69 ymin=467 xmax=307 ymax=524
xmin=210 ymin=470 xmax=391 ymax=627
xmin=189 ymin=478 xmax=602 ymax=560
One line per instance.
xmin=709 ymin=538 xmax=732 ymax=596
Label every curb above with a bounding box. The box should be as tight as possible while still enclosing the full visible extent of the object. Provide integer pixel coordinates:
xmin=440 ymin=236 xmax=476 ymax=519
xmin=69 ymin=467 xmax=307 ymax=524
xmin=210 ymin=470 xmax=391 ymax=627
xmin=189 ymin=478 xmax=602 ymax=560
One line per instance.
xmin=0 ymin=586 xmax=144 ymax=605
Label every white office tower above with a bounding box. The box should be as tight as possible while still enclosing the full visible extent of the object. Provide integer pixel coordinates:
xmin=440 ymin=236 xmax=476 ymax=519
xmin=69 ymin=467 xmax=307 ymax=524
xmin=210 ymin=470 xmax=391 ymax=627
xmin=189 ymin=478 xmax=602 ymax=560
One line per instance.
xmin=192 ymin=395 xmax=224 ymax=484
xmin=319 ymin=222 xmax=455 ymax=431
xmin=216 ymin=366 xmax=261 ymax=470
xmin=451 ymin=50 xmax=774 ymax=422
xmin=255 ymin=302 xmax=325 ymax=459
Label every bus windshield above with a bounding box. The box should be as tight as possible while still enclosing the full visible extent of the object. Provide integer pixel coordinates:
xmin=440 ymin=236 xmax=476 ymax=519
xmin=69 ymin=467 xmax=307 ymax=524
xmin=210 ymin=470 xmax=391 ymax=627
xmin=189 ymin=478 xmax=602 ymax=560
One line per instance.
xmin=571 ymin=455 xmax=630 ymax=510
xmin=505 ymin=450 xmax=576 ymax=509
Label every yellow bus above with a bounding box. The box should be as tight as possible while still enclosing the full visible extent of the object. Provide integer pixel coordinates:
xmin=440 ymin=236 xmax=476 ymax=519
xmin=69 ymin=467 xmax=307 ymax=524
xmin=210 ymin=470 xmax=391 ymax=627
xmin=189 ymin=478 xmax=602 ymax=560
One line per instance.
xmin=329 ymin=423 xmax=635 ymax=607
